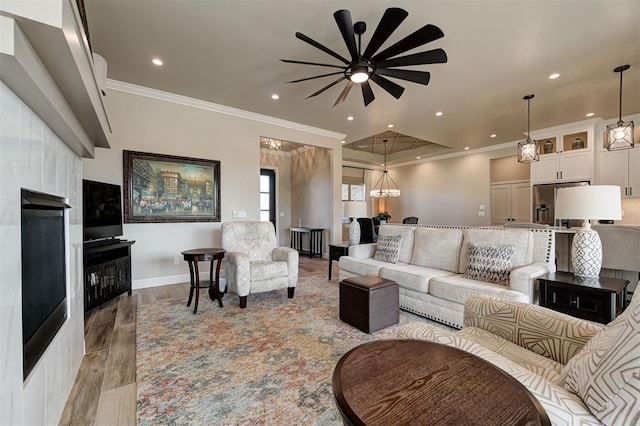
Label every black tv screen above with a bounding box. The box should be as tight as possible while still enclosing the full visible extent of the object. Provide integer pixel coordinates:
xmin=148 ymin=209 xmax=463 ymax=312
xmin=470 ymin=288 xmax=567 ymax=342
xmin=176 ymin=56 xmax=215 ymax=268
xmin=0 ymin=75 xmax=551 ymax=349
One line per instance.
xmin=83 ymin=179 xmax=123 ymax=241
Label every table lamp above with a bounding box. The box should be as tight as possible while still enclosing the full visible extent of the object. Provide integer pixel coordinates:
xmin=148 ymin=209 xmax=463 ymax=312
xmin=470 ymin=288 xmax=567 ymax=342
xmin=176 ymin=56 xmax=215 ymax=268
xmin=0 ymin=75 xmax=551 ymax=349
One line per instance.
xmin=343 ymin=201 xmax=368 ymax=245
xmin=555 ymin=185 xmax=622 ymax=278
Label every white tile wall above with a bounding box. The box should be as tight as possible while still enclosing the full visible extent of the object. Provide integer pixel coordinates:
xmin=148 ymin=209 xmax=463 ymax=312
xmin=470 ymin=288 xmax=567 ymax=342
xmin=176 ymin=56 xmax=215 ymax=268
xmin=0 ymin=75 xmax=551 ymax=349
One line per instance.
xmin=0 ymin=82 xmax=85 ymax=425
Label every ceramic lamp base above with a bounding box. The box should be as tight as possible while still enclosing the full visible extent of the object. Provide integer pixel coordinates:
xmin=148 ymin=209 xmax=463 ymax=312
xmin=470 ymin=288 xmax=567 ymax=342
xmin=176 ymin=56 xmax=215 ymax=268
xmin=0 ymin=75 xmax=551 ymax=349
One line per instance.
xmin=571 ymin=223 xmax=602 ymax=279
xmin=349 ymin=219 xmax=361 ymax=246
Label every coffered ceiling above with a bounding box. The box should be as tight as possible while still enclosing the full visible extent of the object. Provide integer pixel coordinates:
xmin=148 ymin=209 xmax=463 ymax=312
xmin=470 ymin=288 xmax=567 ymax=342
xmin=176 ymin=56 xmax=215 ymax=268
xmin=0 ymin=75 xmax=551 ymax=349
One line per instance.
xmin=84 ymin=0 xmax=640 ymax=164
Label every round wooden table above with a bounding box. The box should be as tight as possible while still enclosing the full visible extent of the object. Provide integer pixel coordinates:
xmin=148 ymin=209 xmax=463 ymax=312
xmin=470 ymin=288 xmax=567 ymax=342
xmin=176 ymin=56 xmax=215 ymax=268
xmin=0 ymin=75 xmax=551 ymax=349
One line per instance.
xmin=332 ymin=339 xmax=550 ymax=426
xmin=181 ymin=248 xmax=226 ymax=314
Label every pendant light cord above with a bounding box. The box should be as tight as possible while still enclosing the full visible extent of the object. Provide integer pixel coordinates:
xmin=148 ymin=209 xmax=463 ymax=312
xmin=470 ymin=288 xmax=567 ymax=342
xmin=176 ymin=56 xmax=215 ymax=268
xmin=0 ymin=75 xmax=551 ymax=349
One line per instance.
xmin=618 ymin=68 xmax=623 ymax=123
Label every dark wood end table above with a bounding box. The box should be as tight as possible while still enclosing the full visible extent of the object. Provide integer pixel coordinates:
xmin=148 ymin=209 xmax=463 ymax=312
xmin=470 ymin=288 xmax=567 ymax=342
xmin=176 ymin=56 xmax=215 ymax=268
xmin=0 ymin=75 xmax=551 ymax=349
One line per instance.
xmin=328 ymin=242 xmax=349 ymax=280
xmin=537 ymin=272 xmax=630 ymax=324
xmin=333 ymin=339 xmax=550 ymax=426
xmin=181 ymin=248 xmax=226 ymax=314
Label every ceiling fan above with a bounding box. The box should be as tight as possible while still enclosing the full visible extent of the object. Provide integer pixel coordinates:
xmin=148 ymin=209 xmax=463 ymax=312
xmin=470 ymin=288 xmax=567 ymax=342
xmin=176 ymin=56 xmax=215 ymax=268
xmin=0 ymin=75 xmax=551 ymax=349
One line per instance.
xmin=281 ymin=7 xmax=448 ymax=107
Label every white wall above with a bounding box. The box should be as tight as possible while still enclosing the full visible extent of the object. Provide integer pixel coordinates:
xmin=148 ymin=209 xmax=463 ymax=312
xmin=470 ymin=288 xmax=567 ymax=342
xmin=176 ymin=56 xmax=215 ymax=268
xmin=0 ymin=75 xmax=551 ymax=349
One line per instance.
xmin=0 ymin=83 xmax=85 ymax=425
xmin=83 ymin=84 xmax=343 ymax=287
xmin=384 ymin=147 xmax=515 ymax=225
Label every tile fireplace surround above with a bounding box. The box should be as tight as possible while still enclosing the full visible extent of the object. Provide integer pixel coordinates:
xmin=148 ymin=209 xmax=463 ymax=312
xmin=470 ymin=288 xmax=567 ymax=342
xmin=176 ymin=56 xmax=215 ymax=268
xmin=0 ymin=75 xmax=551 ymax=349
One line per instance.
xmin=0 ymin=82 xmax=85 ymax=424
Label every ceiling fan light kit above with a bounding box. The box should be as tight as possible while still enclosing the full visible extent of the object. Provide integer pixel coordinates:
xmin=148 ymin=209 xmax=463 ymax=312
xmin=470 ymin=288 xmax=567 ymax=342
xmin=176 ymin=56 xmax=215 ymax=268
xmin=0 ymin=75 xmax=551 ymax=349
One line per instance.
xmin=282 ymin=7 xmax=447 ymax=107
xmin=517 ymin=94 xmax=539 ymax=163
xmin=606 ymin=64 xmax=634 ymax=151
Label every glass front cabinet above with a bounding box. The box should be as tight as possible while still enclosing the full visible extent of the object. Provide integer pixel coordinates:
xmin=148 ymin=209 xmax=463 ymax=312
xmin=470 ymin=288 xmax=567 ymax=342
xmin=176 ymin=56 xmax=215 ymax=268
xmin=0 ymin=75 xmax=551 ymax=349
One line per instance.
xmin=530 ymin=119 xmax=598 ymax=184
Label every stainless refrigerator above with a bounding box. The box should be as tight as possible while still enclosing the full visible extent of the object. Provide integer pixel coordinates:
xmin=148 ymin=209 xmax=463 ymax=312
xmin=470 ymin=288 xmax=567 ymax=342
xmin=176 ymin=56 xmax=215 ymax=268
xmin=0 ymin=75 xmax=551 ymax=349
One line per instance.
xmin=532 ymin=181 xmax=589 ymax=227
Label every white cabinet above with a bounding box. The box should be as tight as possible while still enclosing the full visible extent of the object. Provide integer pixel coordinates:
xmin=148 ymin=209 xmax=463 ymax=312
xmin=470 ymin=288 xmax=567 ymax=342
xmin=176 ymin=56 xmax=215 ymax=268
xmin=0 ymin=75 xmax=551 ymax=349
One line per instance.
xmin=597 ymin=146 xmax=640 ymax=198
xmin=530 ymin=124 xmax=597 ymax=184
xmin=491 ymin=182 xmax=530 ymax=224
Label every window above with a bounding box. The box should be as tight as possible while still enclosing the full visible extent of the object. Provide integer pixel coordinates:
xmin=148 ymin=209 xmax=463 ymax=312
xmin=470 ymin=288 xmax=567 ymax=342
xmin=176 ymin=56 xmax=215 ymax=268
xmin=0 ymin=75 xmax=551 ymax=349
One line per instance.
xmin=342 ymin=184 xmax=365 ymax=201
xmin=260 ymin=169 xmax=275 ymax=227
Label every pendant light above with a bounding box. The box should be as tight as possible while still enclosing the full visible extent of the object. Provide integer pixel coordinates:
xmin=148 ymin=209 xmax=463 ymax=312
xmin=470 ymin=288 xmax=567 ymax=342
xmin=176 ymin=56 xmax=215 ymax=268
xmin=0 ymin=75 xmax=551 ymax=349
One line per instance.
xmin=517 ymin=94 xmax=539 ymax=163
xmin=370 ymin=140 xmax=401 ymax=197
xmin=606 ymin=65 xmax=634 ymax=151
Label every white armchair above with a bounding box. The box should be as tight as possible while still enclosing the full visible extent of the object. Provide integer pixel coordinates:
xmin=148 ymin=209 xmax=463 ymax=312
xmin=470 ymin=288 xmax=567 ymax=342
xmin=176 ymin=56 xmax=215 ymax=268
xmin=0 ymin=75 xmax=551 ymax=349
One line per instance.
xmin=221 ymin=221 xmax=298 ymax=308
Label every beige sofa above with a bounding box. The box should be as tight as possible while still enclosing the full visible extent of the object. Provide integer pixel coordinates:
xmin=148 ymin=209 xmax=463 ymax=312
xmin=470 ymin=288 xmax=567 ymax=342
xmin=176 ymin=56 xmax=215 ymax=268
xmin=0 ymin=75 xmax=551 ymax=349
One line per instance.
xmin=399 ymin=294 xmax=640 ymax=425
xmin=338 ymin=224 xmax=555 ymax=328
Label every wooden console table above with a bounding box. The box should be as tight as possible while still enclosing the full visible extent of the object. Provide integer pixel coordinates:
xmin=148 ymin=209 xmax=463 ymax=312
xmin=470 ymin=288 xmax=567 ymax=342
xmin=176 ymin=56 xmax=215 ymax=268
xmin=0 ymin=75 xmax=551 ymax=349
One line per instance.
xmin=290 ymin=227 xmax=324 ymax=258
xmin=333 ymin=339 xmax=550 ymax=425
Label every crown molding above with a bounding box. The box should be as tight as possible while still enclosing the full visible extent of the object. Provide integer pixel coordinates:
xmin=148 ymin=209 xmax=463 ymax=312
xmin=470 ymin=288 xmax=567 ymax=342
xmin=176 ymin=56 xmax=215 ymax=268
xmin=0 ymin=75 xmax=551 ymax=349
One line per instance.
xmin=106 ymin=79 xmax=346 ymax=140
xmin=392 ymin=140 xmax=518 ymax=168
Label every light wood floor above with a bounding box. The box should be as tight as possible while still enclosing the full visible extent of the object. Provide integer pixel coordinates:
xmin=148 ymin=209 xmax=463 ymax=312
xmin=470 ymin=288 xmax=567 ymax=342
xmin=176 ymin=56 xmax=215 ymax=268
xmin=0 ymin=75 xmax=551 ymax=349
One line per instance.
xmin=59 ymin=256 xmax=330 ymax=426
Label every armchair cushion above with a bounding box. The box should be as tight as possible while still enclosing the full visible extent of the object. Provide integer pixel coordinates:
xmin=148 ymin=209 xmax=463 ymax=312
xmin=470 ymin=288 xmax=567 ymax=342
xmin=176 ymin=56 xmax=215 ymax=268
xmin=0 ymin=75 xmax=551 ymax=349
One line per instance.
xmin=250 ymin=260 xmax=287 ymax=281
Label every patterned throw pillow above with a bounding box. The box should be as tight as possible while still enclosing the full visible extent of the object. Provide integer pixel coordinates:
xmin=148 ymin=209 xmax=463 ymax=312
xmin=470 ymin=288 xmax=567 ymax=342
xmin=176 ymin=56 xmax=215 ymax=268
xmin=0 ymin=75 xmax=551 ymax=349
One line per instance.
xmin=464 ymin=243 xmax=515 ymax=286
xmin=373 ymin=235 xmax=404 ymax=264
xmin=559 ymin=291 xmax=640 ymax=424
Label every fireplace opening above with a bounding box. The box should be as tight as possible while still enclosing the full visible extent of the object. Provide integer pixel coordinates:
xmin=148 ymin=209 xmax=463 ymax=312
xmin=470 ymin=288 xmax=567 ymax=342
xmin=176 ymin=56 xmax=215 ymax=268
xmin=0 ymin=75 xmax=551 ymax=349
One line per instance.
xmin=21 ymin=189 xmax=70 ymax=380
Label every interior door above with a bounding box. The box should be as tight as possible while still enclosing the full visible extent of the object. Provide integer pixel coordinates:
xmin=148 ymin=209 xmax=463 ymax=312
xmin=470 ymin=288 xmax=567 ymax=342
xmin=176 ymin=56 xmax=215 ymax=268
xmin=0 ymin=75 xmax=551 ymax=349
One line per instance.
xmin=260 ymin=169 xmax=276 ymax=228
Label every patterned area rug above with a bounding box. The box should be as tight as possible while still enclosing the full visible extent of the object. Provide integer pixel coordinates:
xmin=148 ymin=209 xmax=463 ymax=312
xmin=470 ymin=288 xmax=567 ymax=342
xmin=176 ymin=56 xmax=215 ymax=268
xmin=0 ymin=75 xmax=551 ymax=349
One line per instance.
xmin=136 ymin=273 xmax=447 ymax=425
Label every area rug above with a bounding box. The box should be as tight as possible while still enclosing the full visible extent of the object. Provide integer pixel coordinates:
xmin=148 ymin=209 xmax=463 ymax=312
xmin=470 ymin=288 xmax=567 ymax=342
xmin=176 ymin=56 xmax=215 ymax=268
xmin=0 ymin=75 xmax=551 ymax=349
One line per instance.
xmin=136 ymin=273 xmax=448 ymax=425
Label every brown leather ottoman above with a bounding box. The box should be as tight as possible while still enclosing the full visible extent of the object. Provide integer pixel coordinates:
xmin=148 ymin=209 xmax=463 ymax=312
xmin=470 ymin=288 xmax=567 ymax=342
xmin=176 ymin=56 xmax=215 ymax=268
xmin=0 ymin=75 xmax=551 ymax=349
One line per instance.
xmin=339 ymin=275 xmax=399 ymax=333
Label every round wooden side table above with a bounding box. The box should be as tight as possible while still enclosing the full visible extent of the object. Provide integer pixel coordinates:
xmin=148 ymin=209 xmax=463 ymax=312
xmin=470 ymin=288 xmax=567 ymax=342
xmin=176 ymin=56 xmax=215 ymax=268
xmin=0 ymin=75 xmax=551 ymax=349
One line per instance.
xmin=181 ymin=248 xmax=226 ymax=314
xmin=333 ymin=339 xmax=550 ymax=426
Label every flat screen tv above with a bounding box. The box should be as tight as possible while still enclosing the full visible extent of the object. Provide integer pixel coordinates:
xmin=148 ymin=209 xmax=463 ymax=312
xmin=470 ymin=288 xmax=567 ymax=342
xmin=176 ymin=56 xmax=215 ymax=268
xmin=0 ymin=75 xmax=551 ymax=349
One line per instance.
xmin=83 ymin=179 xmax=123 ymax=241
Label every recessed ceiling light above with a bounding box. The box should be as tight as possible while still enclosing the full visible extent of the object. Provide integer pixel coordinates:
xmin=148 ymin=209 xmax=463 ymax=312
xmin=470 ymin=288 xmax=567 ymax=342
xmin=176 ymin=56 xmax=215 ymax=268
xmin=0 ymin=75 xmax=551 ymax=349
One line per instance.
xmin=586 ymin=112 xmax=595 ymax=117
xmin=347 ymin=116 xmax=354 ymax=121
xmin=416 ymin=156 xmax=421 ymax=159
xmin=152 ymin=58 xmax=163 ymax=66
xmin=549 ymin=73 xmax=560 ymax=79
xmin=490 ymin=134 xmax=497 ymax=138
xmin=341 ymin=140 xmax=346 ymax=144
xmin=271 ymin=94 xmax=279 ymax=100
xmin=387 ymin=124 xmax=394 ymax=128
xmin=435 ymin=111 xmax=443 ymax=117
xmin=464 ymin=147 xmax=470 ymax=150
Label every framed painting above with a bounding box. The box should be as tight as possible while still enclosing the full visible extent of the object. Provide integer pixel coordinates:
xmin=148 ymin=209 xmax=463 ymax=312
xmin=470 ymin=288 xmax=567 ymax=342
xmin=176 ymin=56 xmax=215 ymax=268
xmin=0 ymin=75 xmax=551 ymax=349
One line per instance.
xmin=123 ymin=150 xmax=221 ymax=223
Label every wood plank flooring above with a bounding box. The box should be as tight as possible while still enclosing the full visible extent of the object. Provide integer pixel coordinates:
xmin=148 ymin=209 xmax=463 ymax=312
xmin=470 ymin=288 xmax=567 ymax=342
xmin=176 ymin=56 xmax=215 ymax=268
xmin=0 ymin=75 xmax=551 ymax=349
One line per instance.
xmin=59 ymin=256 xmax=330 ymax=425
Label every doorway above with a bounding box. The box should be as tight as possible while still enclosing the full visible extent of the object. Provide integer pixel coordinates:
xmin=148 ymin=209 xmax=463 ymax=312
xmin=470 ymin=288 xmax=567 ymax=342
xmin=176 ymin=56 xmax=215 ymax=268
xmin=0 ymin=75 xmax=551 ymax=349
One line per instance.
xmin=260 ymin=168 xmax=276 ymax=229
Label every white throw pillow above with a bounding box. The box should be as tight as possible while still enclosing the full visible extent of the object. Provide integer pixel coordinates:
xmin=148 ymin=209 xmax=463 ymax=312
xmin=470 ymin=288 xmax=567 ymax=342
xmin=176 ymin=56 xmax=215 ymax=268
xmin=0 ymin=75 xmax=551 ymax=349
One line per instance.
xmin=559 ymin=290 xmax=640 ymax=424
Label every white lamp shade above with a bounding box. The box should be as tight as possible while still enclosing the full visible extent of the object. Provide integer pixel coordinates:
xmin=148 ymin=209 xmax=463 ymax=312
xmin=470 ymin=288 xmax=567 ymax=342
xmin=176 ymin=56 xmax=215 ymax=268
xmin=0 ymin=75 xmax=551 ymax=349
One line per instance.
xmin=343 ymin=201 xmax=367 ymax=218
xmin=555 ymin=185 xmax=622 ymax=221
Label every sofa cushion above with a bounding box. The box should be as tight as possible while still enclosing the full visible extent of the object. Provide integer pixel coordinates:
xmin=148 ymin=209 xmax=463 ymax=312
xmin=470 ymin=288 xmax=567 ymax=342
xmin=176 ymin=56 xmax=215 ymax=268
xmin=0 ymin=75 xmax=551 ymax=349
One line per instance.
xmin=378 ymin=225 xmax=415 ymax=263
xmin=457 ymin=326 xmax=563 ymax=382
xmin=559 ymin=290 xmax=640 ymax=424
xmin=380 ymin=264 xmax=457 ymax=293
xmin=339 ymin=256 xmax=398 ymax=277
xmin=458 ymin=229 xmax=533 ymax=274
xmin=410 ymin=228 xmax=463 ymax=273
xmin=464 ymin=243 xmax=515 ymax=286
xmin=373 ymin=234 xmax=403 ymax=263
xmin=430 ymin=274 xmax=529 ymax=305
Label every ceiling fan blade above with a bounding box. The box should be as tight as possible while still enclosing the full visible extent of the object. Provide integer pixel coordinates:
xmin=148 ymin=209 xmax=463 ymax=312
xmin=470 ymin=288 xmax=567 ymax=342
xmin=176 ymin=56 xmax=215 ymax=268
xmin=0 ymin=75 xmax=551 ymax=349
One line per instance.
xmin=333 ymin=10 xmax=358 ymax=62
xmin=375 ymin=68 xmax=431 ymax=85
xmin=372 ymin=24 xmax=444 ymax=62
xmin=361 ymin=81 xmax=375 ymax=106
xmin=306 ymin=76 xmax=346 ymax=99
xmin=334 ymin=81 xmax=354 ymax=106
xmin=362 ymin=7 xmax=408 ymax=59
xmin=286 ymin=71 xmax=345 ymax=84
xmin=280 ymin=59 xmax=346 ymax=70
xmin=295 ymin=32 xmax=350 ymax=65
xmin=376 ymin=48 xmax=448 ymax=68
xmin=371 ymin=74 xmax=405 ymax=99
